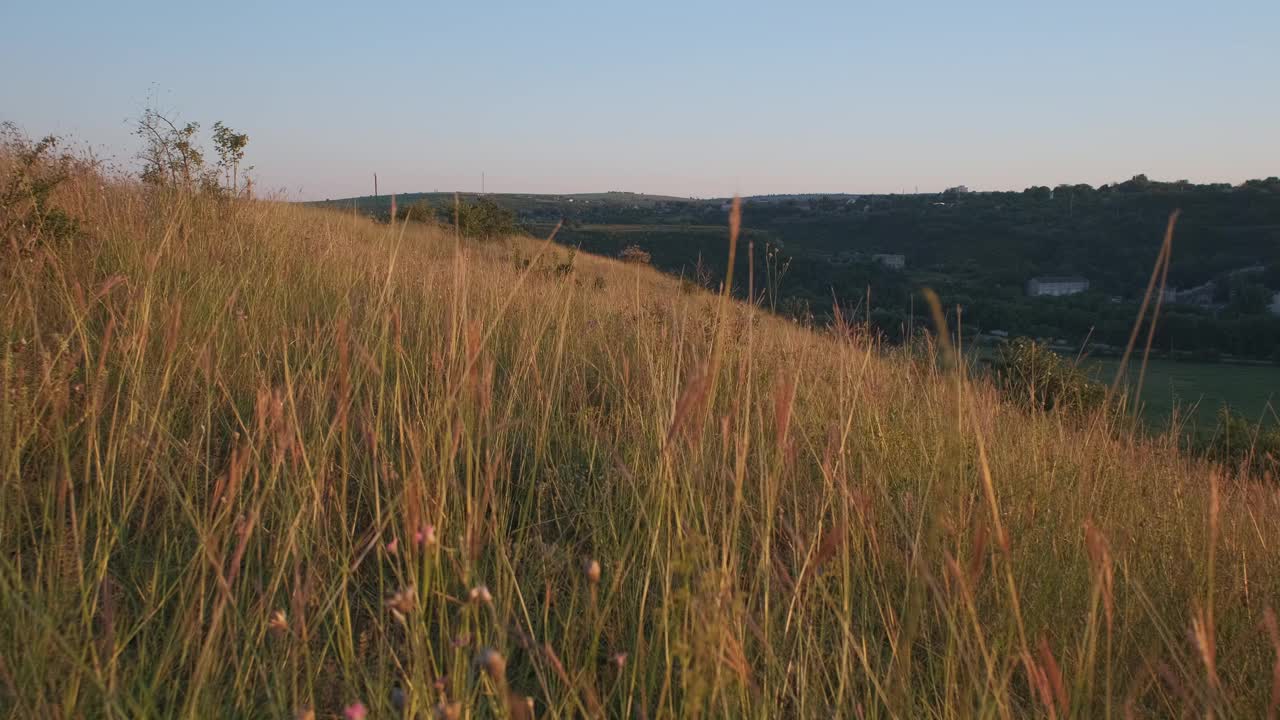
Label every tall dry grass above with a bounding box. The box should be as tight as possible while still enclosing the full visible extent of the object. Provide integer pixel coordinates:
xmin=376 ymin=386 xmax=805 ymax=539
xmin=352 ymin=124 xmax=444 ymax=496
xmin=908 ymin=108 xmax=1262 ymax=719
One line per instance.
xmin=2 ymin=158 xmax=1279 ymax=718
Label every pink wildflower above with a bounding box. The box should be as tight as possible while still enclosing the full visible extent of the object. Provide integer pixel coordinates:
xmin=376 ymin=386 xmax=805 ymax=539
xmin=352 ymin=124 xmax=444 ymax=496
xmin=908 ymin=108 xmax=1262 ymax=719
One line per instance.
xmin=415 ymin=524 xmax=437 ymax=546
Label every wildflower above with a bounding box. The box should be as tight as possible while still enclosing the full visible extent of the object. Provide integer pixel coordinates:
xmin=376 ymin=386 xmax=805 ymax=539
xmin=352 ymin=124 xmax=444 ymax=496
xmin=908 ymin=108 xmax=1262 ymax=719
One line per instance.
xmin=612 ymin=652 xmax=628 ymax=669
xmin=584 ymin=559 xmax=601 ymax=585
xmin=343 ymin=702 xmax=367 ymax=720
xmin=476 ymin=647 xmax=507 ymax=682
xmin=468 ymin=585 xmax=492 ymax=605
xmin=416 ymin=524 xmax=437 ymax=546
xmin=385 ymin=537 xmax=399 ymax=555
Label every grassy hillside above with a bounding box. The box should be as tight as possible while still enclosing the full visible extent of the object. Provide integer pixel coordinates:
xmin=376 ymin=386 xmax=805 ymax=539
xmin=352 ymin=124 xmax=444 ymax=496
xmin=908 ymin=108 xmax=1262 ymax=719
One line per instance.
xmin=3 ymin=158 xmax=1280 ymax=718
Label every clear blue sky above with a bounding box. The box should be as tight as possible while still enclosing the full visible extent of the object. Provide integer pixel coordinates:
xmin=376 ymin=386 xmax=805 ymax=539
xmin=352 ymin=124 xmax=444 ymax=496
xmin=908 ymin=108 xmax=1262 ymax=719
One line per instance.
xmin=3 ymin=0 xmax=1277 ymax=199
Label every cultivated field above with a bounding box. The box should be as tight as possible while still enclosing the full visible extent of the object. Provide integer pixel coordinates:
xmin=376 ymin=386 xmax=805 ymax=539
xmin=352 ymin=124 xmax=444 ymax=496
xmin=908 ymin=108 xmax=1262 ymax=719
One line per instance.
xmin=2 ymin=160 xmax=1279 ymax=717
xmin=1090 ymin=358 xmax=1280 ymax=432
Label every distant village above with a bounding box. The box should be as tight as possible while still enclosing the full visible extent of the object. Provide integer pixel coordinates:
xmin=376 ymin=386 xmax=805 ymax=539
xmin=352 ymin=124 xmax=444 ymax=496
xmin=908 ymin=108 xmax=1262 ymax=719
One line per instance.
xmin=1024 ymin=268 xmax=1280 ymax=317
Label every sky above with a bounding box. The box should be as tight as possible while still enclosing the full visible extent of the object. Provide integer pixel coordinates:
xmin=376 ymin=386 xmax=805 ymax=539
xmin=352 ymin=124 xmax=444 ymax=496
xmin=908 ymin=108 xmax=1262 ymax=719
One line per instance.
xmin=2 ymin=0 xmax=1277 ymax=200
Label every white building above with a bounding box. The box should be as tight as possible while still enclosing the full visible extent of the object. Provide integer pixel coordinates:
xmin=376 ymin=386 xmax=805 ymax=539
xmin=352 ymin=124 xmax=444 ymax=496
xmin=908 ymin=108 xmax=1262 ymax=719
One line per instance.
xmin=1026 ymin=276 xmax=1090 ymax=297
xmin=872 ymin=253 xmax=905 ymax=270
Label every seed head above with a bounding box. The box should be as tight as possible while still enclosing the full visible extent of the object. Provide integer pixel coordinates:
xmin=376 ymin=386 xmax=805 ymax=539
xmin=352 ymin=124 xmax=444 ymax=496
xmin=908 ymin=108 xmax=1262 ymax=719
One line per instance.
xmin=468 ymin=584 xmax=492 ymax=605
xmin=386 ymin=586 xmax=417 ymax=622
xmin=584 ymin=559 xmax=601 ymax=585
xmin=476 ymin=647 xmax=507 ymax=682
xmin=268 ymin=609 xmax=289 ymax=635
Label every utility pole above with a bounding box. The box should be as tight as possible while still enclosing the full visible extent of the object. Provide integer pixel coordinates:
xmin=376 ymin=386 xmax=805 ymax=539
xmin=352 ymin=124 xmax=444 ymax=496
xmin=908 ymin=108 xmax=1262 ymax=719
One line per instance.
xmin=374 ymin=173 xmax=378 ymax=198
xmin=482 ymin=172 xmax=485 ymax=195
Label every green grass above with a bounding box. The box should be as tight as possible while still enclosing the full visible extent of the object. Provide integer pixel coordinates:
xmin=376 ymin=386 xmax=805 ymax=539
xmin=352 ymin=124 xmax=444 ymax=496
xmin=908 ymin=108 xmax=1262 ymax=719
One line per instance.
xmin=1087 ymin=357 xmax=1280 ymax=432
xmin=3 ymin=154 xmax=1280 ymax=718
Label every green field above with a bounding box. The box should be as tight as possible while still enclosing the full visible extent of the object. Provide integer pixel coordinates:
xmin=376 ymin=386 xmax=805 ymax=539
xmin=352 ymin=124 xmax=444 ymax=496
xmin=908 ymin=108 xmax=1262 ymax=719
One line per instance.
xmin=1087 ymin=357 xmax=1280 ymax=431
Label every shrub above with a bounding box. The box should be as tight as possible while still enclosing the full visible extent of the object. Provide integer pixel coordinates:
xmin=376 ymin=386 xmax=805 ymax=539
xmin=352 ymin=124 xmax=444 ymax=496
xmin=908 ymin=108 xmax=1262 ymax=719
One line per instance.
xmin=553 ymin=247 xmax=576 ymax=277
xmin=1201 ymin=408 xmax=1280 ymax=482
xmin=395 ymin=199 xmax=436 ymax=223
xmin=992 ymin=337 xmax=1105 ymax=415
xmin=0 ymin=123 xmax=82 ymax=251
xmin=779 ymin=296 xmax=814 ymax=325
xmin=619 ymin=244 xmax=651 ymax=264
xmin=452 ymin=197 xmax=517 ymax=240
xmin=134 ymin=106 xmax=250 ymax=194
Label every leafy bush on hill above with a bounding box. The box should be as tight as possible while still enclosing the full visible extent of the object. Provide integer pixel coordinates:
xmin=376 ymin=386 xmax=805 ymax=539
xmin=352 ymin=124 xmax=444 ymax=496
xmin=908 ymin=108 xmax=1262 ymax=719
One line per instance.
xmin=1202 ymin=408 xmax=1280 ymax=482
xmin=992 ymin=338 xmax=1106 ymax=414
xmin=394 ymin=199 xmax=437 ymax=223
xmin=452 ymin=196 xmax=518 ymax=240
xmin=0 ymin=123 xmax=83 ymax=251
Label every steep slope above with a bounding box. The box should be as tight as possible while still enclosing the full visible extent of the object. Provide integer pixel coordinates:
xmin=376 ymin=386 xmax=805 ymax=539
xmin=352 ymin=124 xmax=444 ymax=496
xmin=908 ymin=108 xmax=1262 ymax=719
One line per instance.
xmin=2 ymin=166 xmax=1278 ymax=717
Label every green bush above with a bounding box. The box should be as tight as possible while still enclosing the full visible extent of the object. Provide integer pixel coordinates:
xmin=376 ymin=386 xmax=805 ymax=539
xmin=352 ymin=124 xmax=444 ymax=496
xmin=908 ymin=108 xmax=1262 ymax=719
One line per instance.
xmin=1201 ymin=408 xmax=1280 ymax=481
xmin=452 ymin=197 xmax=517 ymax=240
xmin=993 ymin=338 xmax=1105 ymax=415
xmin=1 ymin=123 xmax=81 ymax=252
xmin=395 ymin=199 xmax=436 ymax=223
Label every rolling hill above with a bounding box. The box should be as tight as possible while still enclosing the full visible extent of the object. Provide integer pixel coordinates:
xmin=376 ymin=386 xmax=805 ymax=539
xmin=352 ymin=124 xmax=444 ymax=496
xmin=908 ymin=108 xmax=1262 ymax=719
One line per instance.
xmin=4 ymin=154 xmax=1280 ymax=717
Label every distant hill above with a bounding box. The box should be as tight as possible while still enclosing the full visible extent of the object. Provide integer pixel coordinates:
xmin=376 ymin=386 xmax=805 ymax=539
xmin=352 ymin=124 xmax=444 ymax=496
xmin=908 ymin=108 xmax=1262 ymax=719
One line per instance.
xmin=314 ymin=177 xmax=1280 ymax=360
xmin=309 ymin=190 xmax=694 ymax=216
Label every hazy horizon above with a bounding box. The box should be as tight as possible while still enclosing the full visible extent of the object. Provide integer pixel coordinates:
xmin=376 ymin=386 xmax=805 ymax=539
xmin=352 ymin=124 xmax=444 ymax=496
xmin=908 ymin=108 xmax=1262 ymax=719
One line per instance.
xmin=4 ymin=0 xmax=1277 ymax=200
